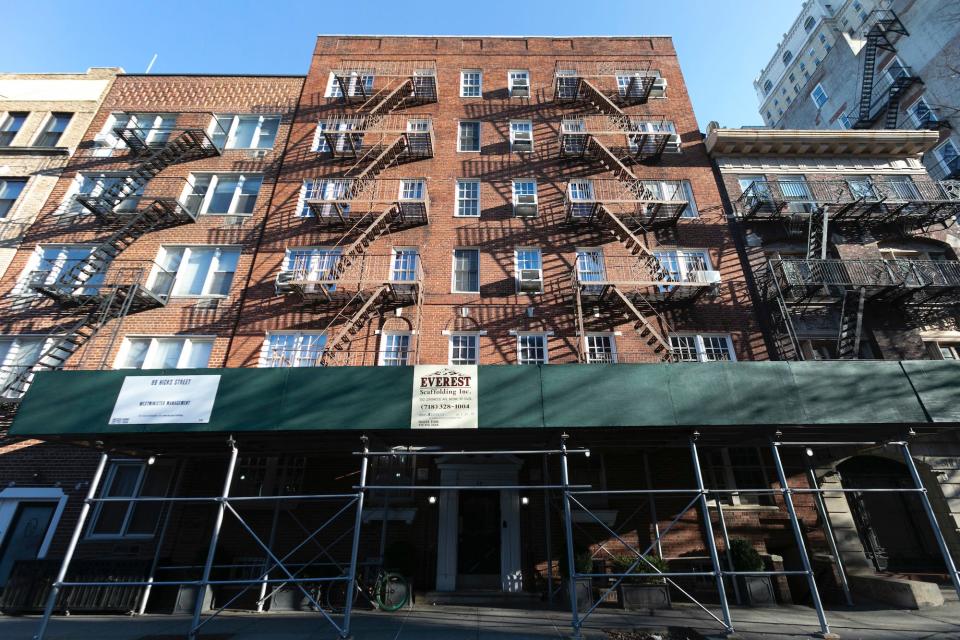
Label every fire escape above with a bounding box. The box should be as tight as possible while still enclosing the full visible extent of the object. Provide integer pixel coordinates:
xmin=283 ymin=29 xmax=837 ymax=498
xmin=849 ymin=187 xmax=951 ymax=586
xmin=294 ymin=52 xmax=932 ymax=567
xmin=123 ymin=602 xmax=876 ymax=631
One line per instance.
xmin=0 ymin=115 xmax=223 ymax=401
xmin=555 ymin=63 xmax=717 ymax=363
xmin=852 ymin=10 xmax=918 ymax=130
xmin=735 ymin=177 xmax=960 ymax=360
xmin=277 ymin=62 xmax=437 ymax=365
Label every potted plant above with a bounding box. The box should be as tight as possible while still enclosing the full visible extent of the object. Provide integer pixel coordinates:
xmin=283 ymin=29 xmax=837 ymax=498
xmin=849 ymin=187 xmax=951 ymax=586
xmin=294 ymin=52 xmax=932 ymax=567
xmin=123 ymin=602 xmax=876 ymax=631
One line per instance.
xmin=729 ymin=539 xmax=776 ymax=606
xmin=611 ymin=554 xmax=671 ymax=610
xmin=558 ymin=544 xmax=594 ymax=612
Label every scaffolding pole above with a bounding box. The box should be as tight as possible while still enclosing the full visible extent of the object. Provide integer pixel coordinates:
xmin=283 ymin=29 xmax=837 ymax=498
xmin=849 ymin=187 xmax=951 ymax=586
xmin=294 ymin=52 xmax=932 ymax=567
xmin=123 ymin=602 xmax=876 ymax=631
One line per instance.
xmin=806 ymin=461 xmax=853 ymax=607
xmin=769 ymin=439 xmax=834 ymax=639
xmin=341 ymin=436 xmax=369 ymax=639
xmin=714 ymin=493 xmax=742 ymax=605
xmin=34 ymin=451 xmax=108 ymax=640
xmin=560 ymin=434 xmax=583 ymax=639
xmin=138 ymin=459 xmax=186 ymax=615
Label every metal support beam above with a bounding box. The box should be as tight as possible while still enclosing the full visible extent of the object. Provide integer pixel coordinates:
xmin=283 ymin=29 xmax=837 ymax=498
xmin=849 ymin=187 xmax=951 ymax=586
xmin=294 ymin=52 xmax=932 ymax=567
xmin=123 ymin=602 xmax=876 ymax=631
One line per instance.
xmin=189 ymin=439 xmax=239 ymax=640
xmin=560 ymin=434 xmax=583 ymax=639
xmin=341 ymin=436 xmax=369 ymax=639
xmin=34 ymin=451 xmax=109 ymax=640
xmin=714 ymin=493 xmax=742 ymax=605
xmin=689 ymin=437 xmax=734 ymax=635
xmin=543 ymin=453 xmax=554 ymax=605
xmin=138 ymin=460 xmax=185 ymax=615
xmin=898 ymin=441 xmax=960 ymax=601
xmin=769 ymin=439 xmax=833 ymax=639
xmin=807 ymin=461 xmax=853 ymax=607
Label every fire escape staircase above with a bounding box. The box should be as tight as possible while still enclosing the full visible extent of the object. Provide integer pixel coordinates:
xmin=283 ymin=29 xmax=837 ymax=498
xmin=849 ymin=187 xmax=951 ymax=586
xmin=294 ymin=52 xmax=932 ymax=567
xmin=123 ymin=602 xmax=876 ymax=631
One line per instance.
xmin=318 ymin=285 xmax=391 ymax=366
xmin=836 ymin=287 xmax=866 ymax=359
xmin=608 ymin=286 xmax=674 ymax=362
xmin=853 ymin=11 xmax=911 ymax=129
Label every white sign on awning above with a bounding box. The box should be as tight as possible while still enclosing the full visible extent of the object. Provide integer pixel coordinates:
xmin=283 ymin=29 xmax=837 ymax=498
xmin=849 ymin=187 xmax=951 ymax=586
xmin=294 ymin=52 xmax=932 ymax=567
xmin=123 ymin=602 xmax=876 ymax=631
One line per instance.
xmin=411 ymin=365 xmax=478 ymax=429
xmin=109 ymin=375 xmax=221 ymax=425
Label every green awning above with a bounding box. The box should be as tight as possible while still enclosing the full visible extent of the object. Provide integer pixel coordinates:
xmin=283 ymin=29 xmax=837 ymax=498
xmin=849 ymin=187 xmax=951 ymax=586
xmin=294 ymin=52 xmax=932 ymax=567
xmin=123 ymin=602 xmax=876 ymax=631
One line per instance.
xmin=8 ymin=361 xmax=953 ymax=438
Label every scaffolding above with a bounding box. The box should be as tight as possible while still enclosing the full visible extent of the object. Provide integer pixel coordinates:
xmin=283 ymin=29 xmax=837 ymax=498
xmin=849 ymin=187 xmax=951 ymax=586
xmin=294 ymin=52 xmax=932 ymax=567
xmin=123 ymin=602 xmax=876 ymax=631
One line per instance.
xmin=28 ymin=431 xmax=960 ymax=640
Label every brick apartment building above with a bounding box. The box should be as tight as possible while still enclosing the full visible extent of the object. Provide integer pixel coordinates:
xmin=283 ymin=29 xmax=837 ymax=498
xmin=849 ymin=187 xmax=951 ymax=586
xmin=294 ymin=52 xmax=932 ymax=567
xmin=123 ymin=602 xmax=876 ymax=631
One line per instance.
xmin=0 ymin=35 xmax=958 ymax=640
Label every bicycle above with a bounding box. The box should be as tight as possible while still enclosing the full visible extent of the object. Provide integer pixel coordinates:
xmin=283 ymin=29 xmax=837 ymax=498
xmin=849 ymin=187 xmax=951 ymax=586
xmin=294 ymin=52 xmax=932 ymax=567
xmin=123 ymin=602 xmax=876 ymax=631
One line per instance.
xmin=324 ymin=560 xmax=410 ymax=613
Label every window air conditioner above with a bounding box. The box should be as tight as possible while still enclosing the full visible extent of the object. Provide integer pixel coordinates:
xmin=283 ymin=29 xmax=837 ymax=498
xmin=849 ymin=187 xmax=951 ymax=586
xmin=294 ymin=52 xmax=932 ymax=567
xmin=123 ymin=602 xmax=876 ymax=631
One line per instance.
xmin=665 ymin=133 xmax=682 ymax=152
xmin=518 ymin=269 xmax=543 ymax=292
xmin=512 ymin=130 xmax=533 ymax=152
xmin=691 ymin=270 xmax=722 ymax=285
xmin=650 ymin=77 xmax=668 ymax=97
xmin=275 ymin=270 xmax=295 ymax=294
xmin=511 ymin=79 xmax=530 ymax=97
xmin=514 ymin=194 xmax=538 ymax=217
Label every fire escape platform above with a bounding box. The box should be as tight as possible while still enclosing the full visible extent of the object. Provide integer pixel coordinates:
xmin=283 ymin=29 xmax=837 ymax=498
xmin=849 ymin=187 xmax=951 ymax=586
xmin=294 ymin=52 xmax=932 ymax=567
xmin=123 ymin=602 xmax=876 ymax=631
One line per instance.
xmin=553 ymin=60 xmax=662 ymax=105
xmin=565 ymin=179 xmax=688 ymax=229
xmin=276 ymin=254 xmax=422 ymax=305
xmin=304 ymin=179 xmax=430 ymax=228
xmin=559 ymin=115 xmax=675 ymax=164
xmin=320 ymin=115 xmax=434 ymax=162
xmin=331 ymin=60 xmax=438 ymax=106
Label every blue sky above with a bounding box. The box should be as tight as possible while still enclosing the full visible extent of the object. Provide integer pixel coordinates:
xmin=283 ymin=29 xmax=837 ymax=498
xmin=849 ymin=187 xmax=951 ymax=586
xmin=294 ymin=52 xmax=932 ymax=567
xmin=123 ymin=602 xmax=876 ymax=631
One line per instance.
xmin=2 ymin=0 xmax=803 ymax=128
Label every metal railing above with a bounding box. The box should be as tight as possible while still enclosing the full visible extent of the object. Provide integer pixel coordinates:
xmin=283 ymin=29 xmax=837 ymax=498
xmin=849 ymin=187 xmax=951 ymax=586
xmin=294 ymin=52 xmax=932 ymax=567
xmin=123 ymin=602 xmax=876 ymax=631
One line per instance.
xmin=317 ymin=116 xmax=434 ymax=159
xmin=25 ymin=259 xmax=172 ymax=304
xmin=771 ymin=258 xmax=960 ymax=290
xmin=276 ymin=253 xmax=423 ymax=296
xmin=303 ymin=178 xmax=428 ymax=206
xmin=261 ymin=349 xmax=392 ymax=368
xmin=71 ymin=177 xmax=198 ymax=220
xmin=575 ymin=256 xmax=720 ymax=290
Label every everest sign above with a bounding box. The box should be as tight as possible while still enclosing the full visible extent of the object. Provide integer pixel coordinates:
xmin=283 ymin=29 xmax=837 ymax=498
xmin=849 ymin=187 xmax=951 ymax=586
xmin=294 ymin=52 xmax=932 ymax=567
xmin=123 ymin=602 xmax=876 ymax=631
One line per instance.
xmin=109 ymin=375 xmax=221 ymax=425
xmin=411 ymin=365 xmax=478 ymax=429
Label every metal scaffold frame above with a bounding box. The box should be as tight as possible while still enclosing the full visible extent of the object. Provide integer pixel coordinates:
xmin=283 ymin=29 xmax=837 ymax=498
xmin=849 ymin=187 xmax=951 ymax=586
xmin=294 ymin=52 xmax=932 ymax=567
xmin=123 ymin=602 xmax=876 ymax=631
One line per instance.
xmin=31 ymin=431 xmax=960 ymax=640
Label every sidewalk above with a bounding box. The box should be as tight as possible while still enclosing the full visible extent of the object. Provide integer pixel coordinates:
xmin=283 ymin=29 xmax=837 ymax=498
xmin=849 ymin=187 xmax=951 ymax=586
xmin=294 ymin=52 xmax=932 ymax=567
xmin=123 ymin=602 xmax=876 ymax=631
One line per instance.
xmin=2 ymin=595 xmax=959 ymax=639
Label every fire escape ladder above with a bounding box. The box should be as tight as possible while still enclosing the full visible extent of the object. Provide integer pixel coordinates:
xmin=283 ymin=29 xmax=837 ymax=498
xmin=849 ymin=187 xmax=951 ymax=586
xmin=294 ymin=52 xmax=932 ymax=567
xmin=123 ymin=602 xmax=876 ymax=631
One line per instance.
xmin=766 ymin=261 xmax=803 ymax=361
xmin=572 ymin=272 xmax=588 ymax=363
xmin=587 ymin=136 xmax=640 ymax=185
xmin=607 ymin=286 xmax=674 ymax=362
xmin=318 ymin=285 xmax=390 ymax=366
xmin=331 ymin=205 xmax=401 ymax=281
xmin=856 ymin=30 xmax=883 ymax=123
xmin=361 ymin=78 xmax=415 ymax=117
xmin=836 ymin=287 xmax=866 ymax=359
xmin=343 ymin=137 xmax=409 ymax=201
xmin=593 ymin=205 xmax=668 ymax=282
xmin=884 ymin=75 xmax=921 ymax=129
xmin=578 ymin=78 xmax=625 ymax=117
xmin=806 ymin=207 xmax=829 ymax=260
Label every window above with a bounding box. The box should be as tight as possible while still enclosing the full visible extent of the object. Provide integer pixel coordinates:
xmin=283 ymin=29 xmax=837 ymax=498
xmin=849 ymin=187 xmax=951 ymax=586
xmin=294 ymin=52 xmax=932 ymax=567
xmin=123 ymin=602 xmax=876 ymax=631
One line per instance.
xmin=706 ymin=448 xmax=773 ymax=507
xmin=261 ymin=332 xmax=327 ymax=368
xmin=932 ymin=342 xmax=960 ymax=360
xmin=819 ymin=33 xmax=827 ymax=44
xmin=449 ymin=334 xmax=478 ymax=365
xmin=399 ymin=179 xmax=424 ymax=202
xmin=932 ymin=140 xmax=959 ymax=180
xmin=311 ymin=119 xmax=358 ymax=153
xmin=62 ymin=174 xmax=143 ymax=216
xmin=762 ymin=80 xmax=773 ymax=96
xmin=653 ymin=249 xmax=713 ymax=284
xmin=33 ymin=112 xmax=72 ymax=147
xmin=96 ymin=113 xmax=176 ymax=152
xmin=149 ymin=246 xmax=240 ymax=297
xmin=299 ymin=179 xmax=350 ymax=218
xmin=283 ymin=247 xmax=341 ymax=292
xmin=804 ymin=16 xmax=816 ymax=33
xmin=616 ymin=70 xmax=659 ymax=97
xmin=629 ymin=120 xmax=679 ymax=153
xmin=515 ymin=247 xmax=543 ymax=293
xmin=88 ymin=462 xmax=175 ymax=538
xmin=16 ymin=245 xmax=103 ymax=296
xmin=326 ymin=71 xmax=374 ymax=98
xmin=508 ymin=70 xmax=530 ymax=97
xmin=510 ymin=121 xmax=533 ymax=152
xmin=211 ymin=115 xmax=280 ymax=149
xmin=458 ymin=121 xmax=480 ymax=152
xmin=0 ymin=178 xmax=27 ymax=218
xmin=782 ymin=51 xmax=793 ymax=65
xmin=640 ymin=180 xmax=699 ymax=218
xmin=810 ymin=83 xmax=828 ymax=109
xmin=452 ymin=249 xmax=480 ymax=293
xmin=670 ymin=334 xmax=736 ymax=362
xmin=907 ymin=96 xmax=937 ymax=128
xmin=0 ymin=336 xmax=47 ymax=398
xmin=788 ymin=73 xmax=796 ymax=84
xmin=460 ymin=70 xmax=482 ymax=97
xmin=0 ymin=112 xmax=27 ymax=146
xmin=379 ymin=333 xmax=410 ymax=366
xmin=585 ymin=334 xmax=616 ymax=364
xmin=455 ymin=180 xmax=480 ymax=217
xmin=184 ymin=174 xmax=262 ymax=215
xmin=512 ymin=179 xmax=538 ymax=216
xmin=517 ymin=334 xmax=547 ymax=364
xmin=568 ymin=180 xmax=595 ymax=218
xmin=115 ymin=337 xmax=214 ymax=369
xmin=390 ymin=247 xmax=419 ymax=281
xmin=575 ymin=248 xmax=606 ymax=294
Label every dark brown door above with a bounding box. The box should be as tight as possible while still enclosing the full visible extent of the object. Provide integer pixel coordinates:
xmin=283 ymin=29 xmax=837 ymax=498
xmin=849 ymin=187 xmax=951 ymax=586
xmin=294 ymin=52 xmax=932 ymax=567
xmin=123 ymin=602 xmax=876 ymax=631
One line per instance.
xmin=457 ymin=490 xmax=500 ymax=588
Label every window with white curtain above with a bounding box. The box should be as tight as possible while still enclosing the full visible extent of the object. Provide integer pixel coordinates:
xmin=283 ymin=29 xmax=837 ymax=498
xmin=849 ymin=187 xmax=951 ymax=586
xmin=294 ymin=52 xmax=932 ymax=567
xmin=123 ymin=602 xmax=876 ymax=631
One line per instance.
xmin=149 ymin=246 xmax=240 ymax=297
xmin=261 ymin=333 xmax=327 ymax=368
xmin=184 ymin=174 xmax=262 ymax=215
xmin=114 ymin=337 xmax=214 ymax=369
xmin=210 ymin=114 xmax=280 ymax=149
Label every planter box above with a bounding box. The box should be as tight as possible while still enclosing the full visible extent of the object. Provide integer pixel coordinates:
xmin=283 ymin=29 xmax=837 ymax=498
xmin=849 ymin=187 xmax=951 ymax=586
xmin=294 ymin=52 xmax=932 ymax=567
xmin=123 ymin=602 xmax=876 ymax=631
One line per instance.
xmin=737 ymin=575 xmax=777 ymax=607
xmin=618 ymin=583 xmax=671 ymax=610
xmin=566 ymin=577 xmax=593 ymax=612
xmin=268 ymin=586 xmax=315 ymax=612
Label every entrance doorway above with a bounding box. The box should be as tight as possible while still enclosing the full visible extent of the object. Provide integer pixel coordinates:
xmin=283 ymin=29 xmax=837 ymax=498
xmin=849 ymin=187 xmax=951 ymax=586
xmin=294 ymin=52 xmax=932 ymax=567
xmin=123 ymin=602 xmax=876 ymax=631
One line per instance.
xmin=457 ymin=490 xmax=502 ymax=588
xmin=0 ymin=502 xmax=57 ymax=586
xmin=840 ymin=456 xmax=941 ymax=572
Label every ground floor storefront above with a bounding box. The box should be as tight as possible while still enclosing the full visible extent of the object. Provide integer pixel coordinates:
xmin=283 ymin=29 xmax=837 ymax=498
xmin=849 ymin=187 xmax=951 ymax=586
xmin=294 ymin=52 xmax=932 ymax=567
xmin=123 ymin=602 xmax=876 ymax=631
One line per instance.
xmin=1 ymin=362 xmax=959 ymax=638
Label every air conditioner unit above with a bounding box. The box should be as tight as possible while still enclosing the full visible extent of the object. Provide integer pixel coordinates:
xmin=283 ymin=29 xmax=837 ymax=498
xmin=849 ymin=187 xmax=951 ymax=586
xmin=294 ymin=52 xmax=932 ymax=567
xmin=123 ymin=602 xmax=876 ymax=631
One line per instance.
xmin=665 ymin=133 xmax=682 ymax=152
xmin=650 ymin=77 xmax=668 ymax=97
xmin=512 ymin=130 xmax=533 ymax=152
xmin=518 ymin=269 xmax=543 ymax=292
xmin=691 ymin=270 xmax=722 ymax=285
xmin=514 ymin=194 xmax=538 ymax=217
xmin=511 ymin=80 xmax=530 ymax=97
xmin=247 ymin=149 xmax=268 ymax=159
xmin=275 ymin=270 xmax=295 ymax=294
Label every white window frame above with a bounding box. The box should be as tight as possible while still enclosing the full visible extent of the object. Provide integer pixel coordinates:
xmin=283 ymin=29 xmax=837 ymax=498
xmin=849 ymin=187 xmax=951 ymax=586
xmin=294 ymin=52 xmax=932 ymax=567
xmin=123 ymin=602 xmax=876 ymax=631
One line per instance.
xmin=59 ymin=173 xmax=143 ymax=216
xmin=455 ymin=179 xmax=480 ymax=217
xmin=259 ymin=332 xmax=327 ymax=368
xmin=448 ymin=333 xmax=479 ymax=365
xmin=325 ymin=71 xmax=374 ymax=98
xmin=514 ymin=247 xmax=543 ymax=294
xmin=670 ymin=334 xmax=736 ymax=362
xmin=810 ymin=83 xmax=828 ymax=109
xmin=211 ymin=114 xmax=281 ymax=150
xmin=390 ymin=247 xmax=419 ymax=282
xmin=378 ymin=332 xmax=412 ymax=367
xmin=508 ymin=70 xmax=530 ymax=97
xmin=398 ymin=179 xmax=425 ymax=202
xmin=654 ymin=248 xmax=713 ymax=283
xmin=0 ymin=335 xmax=54 ymax=399
xmin=30 ymin=112 xmax=72 ymax=147
xmin=584 ymin=333 xmax=617 ymax=364
xmin=452 ymin=248 xmax=480 ymax=294
xmin=457 ymin=120 xmax=481 ymax=152
xmin=113 ymin=336 xmax=215 ymax=370
xmin=906 ymin=95 xmax=937 ymax=128
xmin=509 ymin=120 xmax=533 ymax=153
xmin=14 ymin=244 xmax=102 ymax=297
xmin=183 ymin=173 xmax=263 ymax=216
xmin=516 ymin=333 xmax=548 ymax=365
xmin=149 ymin=246 xmax=241 ymax=298
xmin=0 ymin=177 xmax=28 ymax=218
xmin=0 ymin=111 xmax=28 ymax=146
xmin=512 ymin=179 xmax=538 ymax=216
xmin=460 ymin=70 xmax=482 ymax=98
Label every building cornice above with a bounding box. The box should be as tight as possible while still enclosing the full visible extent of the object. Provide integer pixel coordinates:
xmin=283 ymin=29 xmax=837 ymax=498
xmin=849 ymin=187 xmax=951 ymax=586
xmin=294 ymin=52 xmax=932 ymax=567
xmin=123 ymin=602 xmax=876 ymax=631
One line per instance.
xmin=705 ymin=128 xmax=939 ymax=157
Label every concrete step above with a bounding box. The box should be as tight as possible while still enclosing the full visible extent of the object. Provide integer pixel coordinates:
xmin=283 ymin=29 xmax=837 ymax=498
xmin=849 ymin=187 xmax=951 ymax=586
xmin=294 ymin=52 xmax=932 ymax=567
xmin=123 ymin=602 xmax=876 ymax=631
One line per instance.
xmin=422 ymin=590 xmax=543 ymax=608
